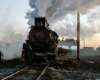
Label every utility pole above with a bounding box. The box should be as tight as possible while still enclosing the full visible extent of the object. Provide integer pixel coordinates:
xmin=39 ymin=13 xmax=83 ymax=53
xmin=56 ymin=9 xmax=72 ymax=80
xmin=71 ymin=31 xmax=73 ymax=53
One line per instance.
xmin=77 ymin=12 xmax=80 ymax=60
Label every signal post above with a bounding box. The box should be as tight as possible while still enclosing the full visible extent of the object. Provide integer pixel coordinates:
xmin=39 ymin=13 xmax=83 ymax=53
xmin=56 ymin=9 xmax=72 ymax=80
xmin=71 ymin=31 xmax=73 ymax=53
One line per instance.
xmin=77 ymin=12 xmax=80 ymax=60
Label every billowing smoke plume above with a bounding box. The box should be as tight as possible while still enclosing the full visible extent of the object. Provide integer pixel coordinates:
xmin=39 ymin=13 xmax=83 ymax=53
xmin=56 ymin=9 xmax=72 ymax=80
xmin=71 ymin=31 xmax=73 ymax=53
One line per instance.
xmin=25 ymin=0 xmax=53 ymax=25
xmin=26 ymin=0 xmax=100 ymax=24
xmin=26 ymin=0 xmax=100 ymax=41
xmin=49 ymin=0 xmax=100 ymax=23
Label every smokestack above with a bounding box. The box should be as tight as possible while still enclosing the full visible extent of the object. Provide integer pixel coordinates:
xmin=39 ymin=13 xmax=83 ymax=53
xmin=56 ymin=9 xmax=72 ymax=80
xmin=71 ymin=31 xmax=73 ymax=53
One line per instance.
xmin=77 ymin=12 xmax=80 ymax=60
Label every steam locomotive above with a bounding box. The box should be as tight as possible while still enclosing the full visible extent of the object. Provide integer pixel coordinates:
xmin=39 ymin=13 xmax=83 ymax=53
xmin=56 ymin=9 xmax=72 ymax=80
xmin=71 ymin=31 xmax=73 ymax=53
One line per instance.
xmin=22 ymin=17 xmax=59 ymax=64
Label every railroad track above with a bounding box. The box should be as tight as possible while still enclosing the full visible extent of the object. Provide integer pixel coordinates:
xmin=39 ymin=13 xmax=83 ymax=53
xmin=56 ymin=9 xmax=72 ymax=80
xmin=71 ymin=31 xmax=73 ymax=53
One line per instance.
xmin=2 ymin=64 xmax=49 ymax=80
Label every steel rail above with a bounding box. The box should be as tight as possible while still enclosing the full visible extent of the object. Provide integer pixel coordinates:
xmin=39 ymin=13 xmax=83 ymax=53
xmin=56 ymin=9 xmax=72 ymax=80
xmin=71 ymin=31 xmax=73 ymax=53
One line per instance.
xmin=36 ymin=64 xmax=50 ymax=80
xmin=2 ymin=66 xmax=29 ymax=80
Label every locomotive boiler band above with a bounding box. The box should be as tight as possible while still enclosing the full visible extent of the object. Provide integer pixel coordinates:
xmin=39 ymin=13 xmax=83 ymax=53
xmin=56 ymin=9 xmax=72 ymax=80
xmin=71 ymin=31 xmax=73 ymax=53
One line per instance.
xmin=22 ymin=17 xmax=59 ymax=64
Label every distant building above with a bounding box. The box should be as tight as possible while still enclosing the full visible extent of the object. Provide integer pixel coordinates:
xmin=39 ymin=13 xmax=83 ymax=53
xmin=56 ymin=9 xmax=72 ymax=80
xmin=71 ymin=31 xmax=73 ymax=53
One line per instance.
xmin=95 ymin=47 xmax=100 ymax=54
xmin=82 ymin=47 xmax=94 ymax=55
xmin=59 ymin=38 xmax=100 ymax=56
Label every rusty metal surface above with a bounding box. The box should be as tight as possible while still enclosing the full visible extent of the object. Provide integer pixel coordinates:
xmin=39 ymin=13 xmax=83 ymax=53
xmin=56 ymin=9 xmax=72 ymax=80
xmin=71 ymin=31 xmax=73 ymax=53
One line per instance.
xmin=29 ymin=27 xmax=50 ymax=46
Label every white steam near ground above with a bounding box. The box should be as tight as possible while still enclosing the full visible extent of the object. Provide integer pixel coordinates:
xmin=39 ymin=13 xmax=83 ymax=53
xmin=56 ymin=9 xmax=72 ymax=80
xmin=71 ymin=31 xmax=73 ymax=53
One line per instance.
xmin=0 ymin=23 xmax=29 ymax=59
xmin=1 ymin=0 xmax=100 ymax=59
xmin=0 ymin=15 xmax=29 ymax=59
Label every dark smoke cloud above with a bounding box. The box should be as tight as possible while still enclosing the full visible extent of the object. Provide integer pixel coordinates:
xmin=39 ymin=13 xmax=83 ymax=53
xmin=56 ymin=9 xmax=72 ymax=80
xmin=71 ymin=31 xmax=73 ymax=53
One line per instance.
xmin=46 ymin=0 xmax=63 ymax=20
xmin=26 ymin=0 xmax=100 ymax=40
xmin=29 ymin=0 xmax=37 ymax=8
xmin=49 ymin=1 xmax=77 ymax=23
xmin=25 ymin=9 xmax=39 ymax=25
xmin=26 ymin=0 xmax=100 ymax=24
xmin=25 ymin=0 xmax=39 ymax=25
xmin=26 ymin=0 xmax=53 ymax=25
xmin=49 ymin=0 xmax=100 ymax=23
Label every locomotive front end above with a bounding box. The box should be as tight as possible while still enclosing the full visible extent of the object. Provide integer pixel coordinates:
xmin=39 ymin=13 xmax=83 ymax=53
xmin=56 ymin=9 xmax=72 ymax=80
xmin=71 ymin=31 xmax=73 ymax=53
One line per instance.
xmin=22 ymin=17 xmax=59 ymax=64
xmin=29 ymin=17 xmax=50 ymax=47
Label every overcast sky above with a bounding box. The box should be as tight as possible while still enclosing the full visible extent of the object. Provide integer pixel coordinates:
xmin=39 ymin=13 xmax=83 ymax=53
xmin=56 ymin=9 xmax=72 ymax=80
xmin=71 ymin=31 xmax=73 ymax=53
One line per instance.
xmin=0 ymin=0 xmax=100 ymax=47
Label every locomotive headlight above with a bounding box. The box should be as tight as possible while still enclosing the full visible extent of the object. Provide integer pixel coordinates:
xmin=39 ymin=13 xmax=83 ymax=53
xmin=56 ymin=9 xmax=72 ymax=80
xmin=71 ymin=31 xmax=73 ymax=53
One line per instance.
xmin=37 ymin=21 xmax=43 ymax=27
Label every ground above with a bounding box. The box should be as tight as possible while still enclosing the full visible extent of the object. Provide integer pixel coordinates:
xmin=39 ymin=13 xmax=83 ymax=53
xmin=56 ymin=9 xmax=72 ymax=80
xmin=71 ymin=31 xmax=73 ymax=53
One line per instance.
xmin=0 ymin=58 xmax=26 ymax=79
xmin=0 ymin=56 xmax=100 ymax=80
xmin=41 ymin=55 xmax=100 ymax=80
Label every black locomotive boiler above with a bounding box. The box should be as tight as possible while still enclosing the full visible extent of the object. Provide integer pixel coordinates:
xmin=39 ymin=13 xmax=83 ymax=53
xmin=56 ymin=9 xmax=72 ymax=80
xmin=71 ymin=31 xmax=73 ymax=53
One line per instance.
xmin=22 ymin=17 xmax=59 ymax=64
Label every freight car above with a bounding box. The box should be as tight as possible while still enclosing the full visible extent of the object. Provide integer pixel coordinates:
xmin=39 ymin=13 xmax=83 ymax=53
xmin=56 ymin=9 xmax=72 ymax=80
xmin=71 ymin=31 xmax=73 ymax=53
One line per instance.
xmin=22 ymin=17 xmax=59 ymax=64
